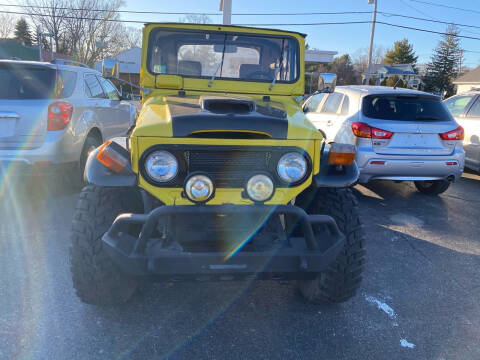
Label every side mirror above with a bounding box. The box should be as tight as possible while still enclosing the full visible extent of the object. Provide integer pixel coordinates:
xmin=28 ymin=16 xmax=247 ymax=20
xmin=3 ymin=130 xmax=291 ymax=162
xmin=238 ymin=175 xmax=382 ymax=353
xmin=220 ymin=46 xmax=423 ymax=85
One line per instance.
xmin=317 ymin=73 xmax=337 ymax=93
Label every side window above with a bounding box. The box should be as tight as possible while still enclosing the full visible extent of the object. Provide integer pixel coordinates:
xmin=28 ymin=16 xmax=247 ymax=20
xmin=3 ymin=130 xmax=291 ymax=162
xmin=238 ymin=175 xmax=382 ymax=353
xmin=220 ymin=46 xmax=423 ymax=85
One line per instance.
xmin=57 ymin=70 xmax=77 ymax=98
xmin=466 ymin=98 xmax=480 ymax=117
xmin=340 ymin=95 xmax=349 ymax=116
xmin=304 ymin=93 xmax=326 ymax=113
xmin=444 ymin=95 xmax=475 ymax=116
xmin=98 ymin=77 xmax=120 ymax=101
xmin=321 ymin=92 xmax=344 ymax=114
xmin=84 ymin=74 xmax=105 ymax=99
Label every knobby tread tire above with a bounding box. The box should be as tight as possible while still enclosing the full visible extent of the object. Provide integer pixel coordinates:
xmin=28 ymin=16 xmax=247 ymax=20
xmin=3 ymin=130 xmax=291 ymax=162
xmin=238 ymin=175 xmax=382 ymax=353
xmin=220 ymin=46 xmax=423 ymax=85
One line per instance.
xmin=297 ymin=187 xmax=366 ymax=304
xmin=70 ymin=185 xmax=138 ymax=305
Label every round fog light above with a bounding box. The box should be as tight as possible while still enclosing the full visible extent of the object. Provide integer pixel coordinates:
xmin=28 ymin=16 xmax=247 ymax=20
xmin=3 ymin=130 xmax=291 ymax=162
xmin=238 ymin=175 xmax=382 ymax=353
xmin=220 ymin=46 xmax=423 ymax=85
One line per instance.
xmin=246 ymin=174 xmax=274 ymax=202
xmin=185 ymin=175 xmax=214 ymax=202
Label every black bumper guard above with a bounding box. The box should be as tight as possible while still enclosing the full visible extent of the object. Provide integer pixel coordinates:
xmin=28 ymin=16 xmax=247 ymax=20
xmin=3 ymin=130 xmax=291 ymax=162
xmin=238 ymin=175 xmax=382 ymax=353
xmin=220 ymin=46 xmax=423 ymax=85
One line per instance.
xmin=102 ymin=205 xmax=345 ymax=280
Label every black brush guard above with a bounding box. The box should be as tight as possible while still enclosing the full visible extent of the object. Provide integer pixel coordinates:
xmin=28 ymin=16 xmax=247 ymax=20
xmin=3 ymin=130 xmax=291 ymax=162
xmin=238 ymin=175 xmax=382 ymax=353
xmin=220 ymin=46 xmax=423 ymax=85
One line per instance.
xmin=102 ymin=205 xmax=345 ymax=281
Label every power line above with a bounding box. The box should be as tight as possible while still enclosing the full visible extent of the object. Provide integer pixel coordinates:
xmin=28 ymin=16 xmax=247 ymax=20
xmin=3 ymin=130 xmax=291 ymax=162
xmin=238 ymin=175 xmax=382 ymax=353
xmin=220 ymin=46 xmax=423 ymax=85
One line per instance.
xmin=396 ymin=0 xmax=480 ymax=37
xmin=2 ymin=8 xmax=480 ymax=42
xmin=379 ymin=11 xmax=480 ymax=30
xmin=0 ymin=3 xmax=372 ymax=16
xmin=408 ymin=0 xmax=480 ymax=15
xmin=376 ymin=21 xmax=480 ymax=41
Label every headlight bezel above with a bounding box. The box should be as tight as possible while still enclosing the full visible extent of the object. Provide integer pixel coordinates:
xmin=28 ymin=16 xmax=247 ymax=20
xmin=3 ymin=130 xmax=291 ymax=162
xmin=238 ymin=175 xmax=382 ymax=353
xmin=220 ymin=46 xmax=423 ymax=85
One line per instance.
xmin=276 ymin=151 xmax=309 ymax=185
xmin=141 ymin=148 xmax=181 ymax=185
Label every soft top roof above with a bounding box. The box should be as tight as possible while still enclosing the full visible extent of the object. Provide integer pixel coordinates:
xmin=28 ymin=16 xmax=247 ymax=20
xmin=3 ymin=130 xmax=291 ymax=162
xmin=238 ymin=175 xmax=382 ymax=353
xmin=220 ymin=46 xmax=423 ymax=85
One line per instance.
xmin=143 ymin=22 xmax=307 ymax=38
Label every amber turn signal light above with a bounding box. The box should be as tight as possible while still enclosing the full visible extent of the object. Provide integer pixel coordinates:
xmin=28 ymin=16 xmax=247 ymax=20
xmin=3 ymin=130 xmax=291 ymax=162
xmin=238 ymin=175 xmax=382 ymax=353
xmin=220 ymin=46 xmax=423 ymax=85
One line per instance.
xmin=96 ymin=141 xmax=129 ymax=173
xmin=328 ymin=143 xmax=356 ymax=166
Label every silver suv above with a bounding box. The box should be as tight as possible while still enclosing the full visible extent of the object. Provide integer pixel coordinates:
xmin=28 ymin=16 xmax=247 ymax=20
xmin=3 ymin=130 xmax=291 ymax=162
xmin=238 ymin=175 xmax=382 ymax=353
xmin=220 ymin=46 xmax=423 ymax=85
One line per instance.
xmin=0 ymin=60 xmax=136 ymax=184
xmin=305 ymin=85 xmax=465 ymax=195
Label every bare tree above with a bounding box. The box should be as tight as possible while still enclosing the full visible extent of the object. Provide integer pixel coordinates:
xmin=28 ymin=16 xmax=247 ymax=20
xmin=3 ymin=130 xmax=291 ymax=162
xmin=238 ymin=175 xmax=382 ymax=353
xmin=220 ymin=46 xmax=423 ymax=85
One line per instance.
xmin=352 ymin=45 xmax=385 ymax=73
xmin=0 ymin=13 xmax=16 ymax=39
xmin=179 ymin=14 xmax=213 ymax=24
xmin=22 ymin=0 xmax=68 ymax=51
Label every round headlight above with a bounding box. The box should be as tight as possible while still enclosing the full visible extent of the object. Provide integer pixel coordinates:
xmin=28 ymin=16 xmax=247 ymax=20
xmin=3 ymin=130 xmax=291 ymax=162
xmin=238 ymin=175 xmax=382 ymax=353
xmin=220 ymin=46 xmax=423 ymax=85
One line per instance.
xmin=185 ymin=175 xmax=214 ymax=202
xmin=277 ymin=152 xmax=307 ymax=183
xmin=246 ymin=174 xmax=274 ymax=202
xmin=145 ymin=150 xmax=178 ymax=182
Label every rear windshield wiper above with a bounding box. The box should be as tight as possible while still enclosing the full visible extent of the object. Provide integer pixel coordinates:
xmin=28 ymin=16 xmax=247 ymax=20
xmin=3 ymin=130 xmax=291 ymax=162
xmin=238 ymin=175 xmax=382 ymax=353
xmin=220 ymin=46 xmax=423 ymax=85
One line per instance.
xmin=415 ymin=115 xmax=440 ymax=121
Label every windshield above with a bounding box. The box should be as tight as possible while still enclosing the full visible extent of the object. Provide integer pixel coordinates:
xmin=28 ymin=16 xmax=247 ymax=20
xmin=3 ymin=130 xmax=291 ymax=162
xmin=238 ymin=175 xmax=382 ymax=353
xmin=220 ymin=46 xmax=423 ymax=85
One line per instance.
xmin=148 ymin=29 xmax=299 ymax=83
xmin=362 ymin=94 xmax=452 ymax=121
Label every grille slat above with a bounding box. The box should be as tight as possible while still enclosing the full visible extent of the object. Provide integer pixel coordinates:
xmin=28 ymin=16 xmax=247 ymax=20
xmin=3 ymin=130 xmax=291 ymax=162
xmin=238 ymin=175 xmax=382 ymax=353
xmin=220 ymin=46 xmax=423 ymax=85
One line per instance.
xmin=187 ymin=150 xmax=270 ymax=187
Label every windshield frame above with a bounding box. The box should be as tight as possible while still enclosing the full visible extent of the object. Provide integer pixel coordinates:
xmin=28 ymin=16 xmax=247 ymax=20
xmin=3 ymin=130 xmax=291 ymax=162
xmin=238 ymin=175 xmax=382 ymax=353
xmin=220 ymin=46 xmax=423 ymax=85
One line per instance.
xmin=146 ymin=27 xmax=301 ymax=85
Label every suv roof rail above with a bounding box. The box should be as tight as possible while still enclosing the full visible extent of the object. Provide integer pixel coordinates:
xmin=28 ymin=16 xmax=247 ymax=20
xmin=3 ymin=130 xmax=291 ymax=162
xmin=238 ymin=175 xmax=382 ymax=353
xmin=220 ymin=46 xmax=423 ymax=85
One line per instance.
xmin=51 ymin=59 xmax=90 ymax=68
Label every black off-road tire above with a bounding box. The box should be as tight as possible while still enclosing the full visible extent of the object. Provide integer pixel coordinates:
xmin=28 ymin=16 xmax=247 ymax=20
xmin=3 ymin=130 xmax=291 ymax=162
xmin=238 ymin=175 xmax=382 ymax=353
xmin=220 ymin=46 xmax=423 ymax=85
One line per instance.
xmin=70 ymin=185 xmax=139 ymax=305
xmin=414 ymin=180 xmax=450 ymax=195
xmin=296 ymin=187 xmax=365 ymax=304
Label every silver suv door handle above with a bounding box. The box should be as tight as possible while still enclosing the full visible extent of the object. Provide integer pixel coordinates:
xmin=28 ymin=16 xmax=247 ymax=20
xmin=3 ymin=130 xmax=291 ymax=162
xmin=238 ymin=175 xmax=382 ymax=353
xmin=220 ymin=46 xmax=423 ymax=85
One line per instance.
xmin=327 ymin=120 xmax=333 ymax=126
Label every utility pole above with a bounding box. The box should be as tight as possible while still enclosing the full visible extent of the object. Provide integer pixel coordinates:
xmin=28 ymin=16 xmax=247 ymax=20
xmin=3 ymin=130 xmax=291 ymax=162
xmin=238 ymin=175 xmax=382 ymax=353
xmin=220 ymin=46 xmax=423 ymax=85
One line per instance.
xmin=219 ymin=0 xmax=232 ymax=25
xmin=458 ymin=49 xmax=463 ymax=75
xmin=37 ymin=26 xmax=43 ymax=62
xmin=367 ymin=0 xmax=378 ymax=77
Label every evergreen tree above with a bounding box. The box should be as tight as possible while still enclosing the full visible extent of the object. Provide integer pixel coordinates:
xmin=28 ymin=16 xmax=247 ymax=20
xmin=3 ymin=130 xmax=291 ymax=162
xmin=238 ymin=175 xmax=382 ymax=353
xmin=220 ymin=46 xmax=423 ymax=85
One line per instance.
xmin=423 ymin=25 xmax=462 ymax=97
xmin=383 ymin=39 xmax=418 ymax=68
xmin=14 ymin=18 xmax=32 ymax=46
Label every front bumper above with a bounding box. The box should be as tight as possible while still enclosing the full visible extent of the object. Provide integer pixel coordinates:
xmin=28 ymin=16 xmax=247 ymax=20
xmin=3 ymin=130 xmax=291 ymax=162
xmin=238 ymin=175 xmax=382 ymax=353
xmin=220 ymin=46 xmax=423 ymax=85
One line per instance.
xmin=102 ymin=204 xmax=345 ymax=280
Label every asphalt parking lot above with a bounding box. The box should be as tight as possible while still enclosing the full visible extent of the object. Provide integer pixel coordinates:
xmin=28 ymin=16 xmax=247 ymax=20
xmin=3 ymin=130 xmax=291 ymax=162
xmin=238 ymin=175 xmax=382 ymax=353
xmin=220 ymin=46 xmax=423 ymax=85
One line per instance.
xmin=1 ymin=172 xmax=480 ymax=360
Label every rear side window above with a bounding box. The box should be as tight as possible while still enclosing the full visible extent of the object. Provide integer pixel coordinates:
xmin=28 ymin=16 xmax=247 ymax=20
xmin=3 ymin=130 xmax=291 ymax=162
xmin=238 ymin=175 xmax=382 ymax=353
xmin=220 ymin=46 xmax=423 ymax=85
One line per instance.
xmin=362 ymin=95 xmax=451 ymax=121
xmin=57 ymin=70 xmax=77 ymax=98
xmin=304 ymin=93 xmax=326 ymax=113
xmin=0 ymin=65 xmax=56 ymax=99
xmin=466 ymin=98 xmax=480 ymax=117
xmin=444 ymin=95 xmax=475 ymax=116
xmin=98 ymin=77 xmax=120 ymax=101
xmin=84 ymin=74 xmax=105 ymax=98
xmin=340 ymin=95 xmax=349 ymax=115
xmin=321 ymin=92 xmax=344 ymax=114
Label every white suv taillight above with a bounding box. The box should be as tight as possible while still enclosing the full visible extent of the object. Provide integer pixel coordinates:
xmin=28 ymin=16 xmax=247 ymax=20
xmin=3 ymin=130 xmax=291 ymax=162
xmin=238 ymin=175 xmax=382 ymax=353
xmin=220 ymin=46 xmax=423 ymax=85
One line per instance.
xmin=48 ymin=101 xmax=73 ymax=131
xmin=439 ymin=126 xmax=464 ymax=141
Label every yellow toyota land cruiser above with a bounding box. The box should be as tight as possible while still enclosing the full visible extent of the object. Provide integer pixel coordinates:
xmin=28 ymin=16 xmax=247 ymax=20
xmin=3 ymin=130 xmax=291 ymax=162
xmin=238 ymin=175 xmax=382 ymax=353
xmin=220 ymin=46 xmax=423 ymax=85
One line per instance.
xmin=70 ymin=23 xmax=365 ymax=305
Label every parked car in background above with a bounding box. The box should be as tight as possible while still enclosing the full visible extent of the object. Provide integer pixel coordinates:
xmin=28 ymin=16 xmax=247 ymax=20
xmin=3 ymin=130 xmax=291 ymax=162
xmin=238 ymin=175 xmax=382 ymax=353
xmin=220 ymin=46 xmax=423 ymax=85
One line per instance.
xmin=0 ymin=60 xmax=137 ymax=185
xmin=304 ymin=85 xmax=465 ymax=195
xmin=444 ymin=91 xmax=480 ymax=172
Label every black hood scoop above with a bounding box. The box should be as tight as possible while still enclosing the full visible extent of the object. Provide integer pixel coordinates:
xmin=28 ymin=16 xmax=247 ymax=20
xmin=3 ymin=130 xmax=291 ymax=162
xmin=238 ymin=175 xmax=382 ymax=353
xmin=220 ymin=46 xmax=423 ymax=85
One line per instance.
xmin=169 ymin=96 xmax=288 ymax=139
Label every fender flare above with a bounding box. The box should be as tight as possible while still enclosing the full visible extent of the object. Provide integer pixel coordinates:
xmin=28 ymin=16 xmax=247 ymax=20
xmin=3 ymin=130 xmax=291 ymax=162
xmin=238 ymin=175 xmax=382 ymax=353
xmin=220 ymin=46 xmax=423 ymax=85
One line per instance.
xmin=313 ymin=143 xmax=359 ymax=188
xmin=84 ymin=139 xmax=137 ymax=187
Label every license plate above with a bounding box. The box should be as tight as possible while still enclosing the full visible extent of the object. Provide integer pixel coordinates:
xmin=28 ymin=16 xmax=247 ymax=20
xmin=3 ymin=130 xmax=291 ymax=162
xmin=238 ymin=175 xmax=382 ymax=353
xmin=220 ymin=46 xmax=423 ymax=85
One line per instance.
xmin=404 ymin=134 xmax=428 ymax=147
xmin=0 ymin=118 xmax=16 ymax=137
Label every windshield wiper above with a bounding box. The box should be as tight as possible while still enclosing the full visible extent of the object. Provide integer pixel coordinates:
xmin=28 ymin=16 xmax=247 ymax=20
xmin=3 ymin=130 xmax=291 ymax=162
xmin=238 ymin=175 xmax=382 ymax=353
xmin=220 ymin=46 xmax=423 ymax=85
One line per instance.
xmin=208 ymin=36 xmax=227 ymax=87
xmin=270 ymin=38 xmax=285 ymax=91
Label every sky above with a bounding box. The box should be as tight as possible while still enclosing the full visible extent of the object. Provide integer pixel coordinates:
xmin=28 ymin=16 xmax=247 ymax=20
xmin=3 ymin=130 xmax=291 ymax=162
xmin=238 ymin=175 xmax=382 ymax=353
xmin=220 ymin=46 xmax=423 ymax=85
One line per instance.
xmin=3 ymin=0 xmax=480 ymax=68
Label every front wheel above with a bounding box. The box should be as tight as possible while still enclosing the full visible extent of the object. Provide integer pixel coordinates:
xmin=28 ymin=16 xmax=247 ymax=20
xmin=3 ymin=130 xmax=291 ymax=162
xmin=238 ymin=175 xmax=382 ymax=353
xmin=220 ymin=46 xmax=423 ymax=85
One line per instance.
xmin=414 ymin=180 xmax=450 ymax=195
xmin=70 ymin=185 xmax=140 ymax=305
xmin=296 ymin=187 xmax=366 ymax=304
